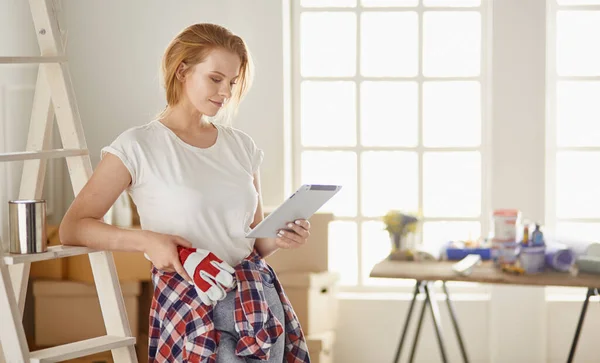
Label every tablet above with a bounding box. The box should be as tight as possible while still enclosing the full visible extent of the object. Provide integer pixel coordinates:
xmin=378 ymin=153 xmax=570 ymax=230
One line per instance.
xmin=245 ymin=184 xmax=342 ymax=238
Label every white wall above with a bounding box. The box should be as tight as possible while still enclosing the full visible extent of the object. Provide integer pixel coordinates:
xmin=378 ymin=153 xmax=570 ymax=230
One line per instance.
xmin=0 ymin=0 xmax=40 ymax=251
xmin=489 ymin=0 xmax=547 ymax=361
xmin=0 ymin=1 xmax=42 ymax=360
xmin=60 ymin=0 xmax=288 ymax=207
xmin=0 ymin=0 xmax=69 ymax=240
xmin=334 ymin=293 xmax=600 ymax=363
xmin=335 ymin=293 xmax=492 ymax=362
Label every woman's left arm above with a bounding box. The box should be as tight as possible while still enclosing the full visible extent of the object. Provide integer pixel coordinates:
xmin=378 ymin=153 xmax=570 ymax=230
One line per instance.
xmin=251 ymin=170 xmax=311 ymax=258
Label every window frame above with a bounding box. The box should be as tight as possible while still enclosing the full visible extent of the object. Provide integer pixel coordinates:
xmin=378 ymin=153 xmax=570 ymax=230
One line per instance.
xmin=290 ymin=0 xmax=493 ymax=293
xmin=544 ymin=0 xmax=600 ymax=298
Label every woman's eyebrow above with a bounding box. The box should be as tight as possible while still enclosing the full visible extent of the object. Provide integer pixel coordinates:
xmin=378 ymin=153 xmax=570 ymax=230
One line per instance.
xmin=210 ymin=70 xmax=239 ymax=79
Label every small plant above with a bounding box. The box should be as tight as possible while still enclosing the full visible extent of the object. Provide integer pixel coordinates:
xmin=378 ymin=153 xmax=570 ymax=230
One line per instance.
xmin=383 ymin=210 xmax=420 ymax=255
xmin=382 ymin=210 xmax=419 ymax=236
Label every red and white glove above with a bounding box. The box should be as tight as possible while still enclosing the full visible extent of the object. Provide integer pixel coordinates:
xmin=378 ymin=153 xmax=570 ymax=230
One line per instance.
xmin=177 ymin=246 xmax=236 ymax=306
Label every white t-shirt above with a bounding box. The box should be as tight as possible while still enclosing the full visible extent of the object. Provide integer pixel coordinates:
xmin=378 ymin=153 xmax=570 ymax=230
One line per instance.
xmin=100 ymin=119 xmax=264 ymax=266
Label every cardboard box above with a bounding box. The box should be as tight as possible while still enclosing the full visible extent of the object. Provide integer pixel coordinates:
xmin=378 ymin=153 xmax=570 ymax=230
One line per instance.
xmin=29 ymin=224 xmax=152 ymax=283
xmin=136 ymin=333 xmax=149 ymax=363
xmin=30 ymin=225 xmax=68 ymax=280
xmin=66 ymin=250 xmax=152 ymax=284
xmin=135 ymin=282 xmax=154 ymax=363
xmin=137 ymin=282 xmax=154 ymax=340
xmin=278 ymin=271 xmax=339 ymax=336
xmin=66 ymin=225 xmax=152 ymax=283
xmin=264 ymin=212 xmax=334 ymax=273
xmin=63 ymin=352 xmax=113 ymax=363
xmin=306 ymin=331 xmax=335 ymax=363
xmin=33 ymin=280 xmax=140 ymax=347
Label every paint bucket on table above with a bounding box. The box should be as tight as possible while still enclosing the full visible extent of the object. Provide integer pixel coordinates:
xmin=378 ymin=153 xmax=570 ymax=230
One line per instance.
xmin=520 ymin=245 xmax=546 ymax=274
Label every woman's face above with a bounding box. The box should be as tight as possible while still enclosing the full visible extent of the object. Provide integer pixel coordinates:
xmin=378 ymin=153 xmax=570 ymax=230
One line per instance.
xmin=181 ymin=48 xmax=241 ymax=117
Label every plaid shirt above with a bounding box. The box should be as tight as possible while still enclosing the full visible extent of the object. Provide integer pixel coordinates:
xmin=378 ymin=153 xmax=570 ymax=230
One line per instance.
xmin=148 ymin=250 xmax=311 ymax=362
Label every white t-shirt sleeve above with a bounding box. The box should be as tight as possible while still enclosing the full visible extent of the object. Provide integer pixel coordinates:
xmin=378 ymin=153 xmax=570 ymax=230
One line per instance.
xmin=235 ymin=127 xmax=264 ymax=174
xmin=250 ymin=140 xmax=264 ymax=174
xmin=100 ymin=130 xmax=140 ymax=188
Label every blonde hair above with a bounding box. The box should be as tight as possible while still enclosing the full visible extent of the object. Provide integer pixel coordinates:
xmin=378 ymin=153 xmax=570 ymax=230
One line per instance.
xmin=159 ymin=23 xmax=253 ymax=124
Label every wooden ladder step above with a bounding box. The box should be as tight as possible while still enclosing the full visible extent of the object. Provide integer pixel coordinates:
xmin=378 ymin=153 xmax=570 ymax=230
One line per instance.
xmin=29 ymin=335 xmax=136 ymax=363
xmin=0 ymin=148 xmax=88 ymax=162
xmin=0 ymin=56 xmax=68 ymax=64
xmin=3 ymin=245 xmax=95 ymax=265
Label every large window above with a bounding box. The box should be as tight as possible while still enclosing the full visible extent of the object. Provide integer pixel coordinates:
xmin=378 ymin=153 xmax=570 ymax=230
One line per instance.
xmin=546 ymin=0 xmax=600 ymax=295
xmin=292 ymin=0 xmax=490 ymax=287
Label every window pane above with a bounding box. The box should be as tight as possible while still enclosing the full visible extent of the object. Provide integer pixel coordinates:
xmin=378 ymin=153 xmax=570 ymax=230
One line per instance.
xmin=423 ymin=12 xmax=481 ymax=77
xmin=361 ymin=151 xmax=418 ymax=217
xmin=301 ymin=12 xmax=356 ymax=77
xmin=362 ymin=0 xmax=418 ymax=6
xmin=301 ymin=81 xmax=356 ymax=146
xmin=362 ymin=221 xmax=415 ymax=286
xmin=556 ymin=152 xmax=600 ymax=218
xmin=424 ymin=0 xmax=481 ymax=6
xmin=423 ymin=81 xmax=481 ymax=147
xmin=361 ymin=12 xmax=418 ymax=77
xmin=556 ymin=11 xmax=600 ymax=76
xmin=360 ymin=81 xmax=418 ymax=147
xmin=557 ymin=82 xmax=600 ymax=147
xmin=555 ymin=222 xmax=600 ymax=242
xmin=422 ymin=221 xmax=481 ymax=250
xmin=302 ymin=0 xmax=357 ymax=7
xmin=301 ymin=151 xmax=357 ymax=216
xmin=328 ymin=221 xmax=358 ymax=285
xmin=423 ymin=152 xmax=481 ymax=217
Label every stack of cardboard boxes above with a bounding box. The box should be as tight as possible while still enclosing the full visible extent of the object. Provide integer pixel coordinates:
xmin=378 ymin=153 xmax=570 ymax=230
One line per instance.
xmin=27 ymin=224 xmax=151 ymax=363
xmin=264 ymin=211 xmax=338 ymax=363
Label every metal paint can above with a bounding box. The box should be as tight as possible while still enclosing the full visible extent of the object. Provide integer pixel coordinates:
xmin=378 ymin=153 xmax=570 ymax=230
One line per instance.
xmin=8 ymin=199 xmax=48 ymax=254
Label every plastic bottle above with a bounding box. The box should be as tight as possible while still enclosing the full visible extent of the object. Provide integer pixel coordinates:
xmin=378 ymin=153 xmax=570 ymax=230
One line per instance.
xmin=532 ymin=224 xmax=544 ymax=246
xmin=523 ymin=224 xmax=530 ymax=245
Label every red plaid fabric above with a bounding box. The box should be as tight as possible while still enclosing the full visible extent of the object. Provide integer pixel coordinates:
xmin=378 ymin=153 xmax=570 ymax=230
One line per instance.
xmin=148 ymin=250 xmax=311 ymax=362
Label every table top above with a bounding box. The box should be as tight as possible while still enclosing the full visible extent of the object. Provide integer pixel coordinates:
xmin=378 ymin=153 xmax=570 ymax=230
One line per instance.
xmin=370 ymin=259 xmax=600 ymax=288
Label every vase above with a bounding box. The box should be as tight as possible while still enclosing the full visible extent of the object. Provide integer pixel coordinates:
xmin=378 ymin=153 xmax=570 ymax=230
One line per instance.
xmin=388 ymin=232 xmax=416 ymax=261
xmin=390 ymin=232 xmax=402 ymax=252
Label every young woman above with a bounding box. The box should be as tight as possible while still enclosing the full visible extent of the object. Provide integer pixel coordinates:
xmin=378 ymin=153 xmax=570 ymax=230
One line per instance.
xmin=59 ymin=23 xmax=311 ymax=362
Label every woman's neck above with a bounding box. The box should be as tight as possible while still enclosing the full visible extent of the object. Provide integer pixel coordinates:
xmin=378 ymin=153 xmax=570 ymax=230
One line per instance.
xmin=161 ymin=103 xmax=211 ymax=132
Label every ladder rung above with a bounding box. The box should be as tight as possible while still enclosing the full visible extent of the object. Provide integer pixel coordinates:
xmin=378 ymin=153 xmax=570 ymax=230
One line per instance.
xmin=0 ymin=148 xmax=88 ymax=162
xmin=0 ymin=56 xmax=68 ymax=64
xmin=3 ymin=245 xmax=95 ymax=265
xmin=29 ymin=335 xmax=136 ymax=363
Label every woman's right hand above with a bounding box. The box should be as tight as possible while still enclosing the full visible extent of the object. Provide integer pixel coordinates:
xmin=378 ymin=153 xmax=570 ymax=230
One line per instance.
xmin=142 ymin=231 xmax=194 ymax=283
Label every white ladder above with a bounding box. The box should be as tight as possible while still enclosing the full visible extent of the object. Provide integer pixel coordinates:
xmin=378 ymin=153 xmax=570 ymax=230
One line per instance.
xmin=0 ymin=0 xmax=138 ymax=362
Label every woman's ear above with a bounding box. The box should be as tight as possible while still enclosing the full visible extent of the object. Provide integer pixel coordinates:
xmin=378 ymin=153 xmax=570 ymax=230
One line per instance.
xmin=176 ymin=62 xmax=188 ymax=81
